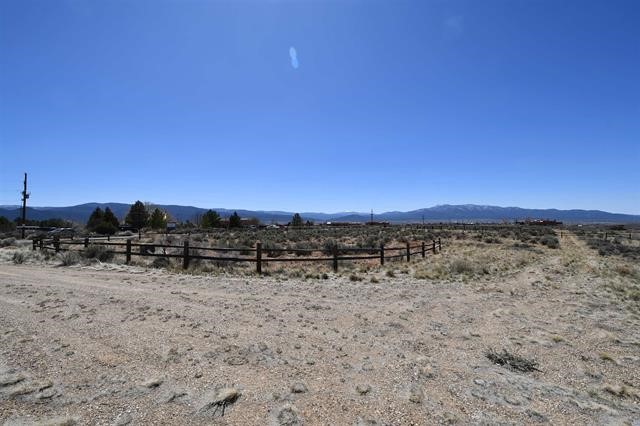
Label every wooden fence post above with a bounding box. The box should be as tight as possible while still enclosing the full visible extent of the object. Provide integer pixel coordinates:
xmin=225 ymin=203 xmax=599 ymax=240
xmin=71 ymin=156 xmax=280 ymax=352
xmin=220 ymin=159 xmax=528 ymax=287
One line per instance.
xmin=256 ymin=241 xmax=262 ymax=274
xmin=406 ymin=242 xmax=411 ymax=262
xmin=380 ymin=243 xmax=385 ymax=266
xmin=107 ymin=235 xmax=110 ymax=241
xmin=138 ymin=230 xmax=141 ymax=240
xmin=183 ymin=240 xmax=190 ymax=269
xmin=54 ymin=237 xmax=60 ymax=253
xmin=438 ymin=238 xmax=442 ymax=251
xmin=332 ymin=246 xmax=338 ymax=272
xmin=39 ymin=239 xmax=43 ymax=250
xmin=421 ymin=241 xmax=425 ymax=258
xmin=84 ymin=237 xmax=89 ymax=248
xmin=126 ymin=239 xmax=132 ymax=264
xmin=32 ymin=240 xmax=36 ymax=251
xmin=432 ymin=240 xmax=436 ymax=254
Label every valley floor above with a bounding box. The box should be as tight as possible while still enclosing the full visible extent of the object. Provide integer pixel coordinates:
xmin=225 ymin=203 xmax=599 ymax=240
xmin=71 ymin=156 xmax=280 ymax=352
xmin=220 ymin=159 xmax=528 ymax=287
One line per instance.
xmin=1 ymin=234 xmax=639 ymax=425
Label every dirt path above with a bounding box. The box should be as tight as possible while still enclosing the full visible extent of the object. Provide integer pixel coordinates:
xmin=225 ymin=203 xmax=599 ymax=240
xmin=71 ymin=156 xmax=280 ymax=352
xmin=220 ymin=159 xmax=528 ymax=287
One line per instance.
xmin=1 ymin=241 xmax=639 ymax=425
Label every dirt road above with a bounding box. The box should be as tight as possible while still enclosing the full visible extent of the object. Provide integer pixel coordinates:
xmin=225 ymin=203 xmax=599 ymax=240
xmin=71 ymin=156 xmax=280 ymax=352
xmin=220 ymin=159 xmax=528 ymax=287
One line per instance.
xmin=1 ymin=236 xmax=639 ymax=425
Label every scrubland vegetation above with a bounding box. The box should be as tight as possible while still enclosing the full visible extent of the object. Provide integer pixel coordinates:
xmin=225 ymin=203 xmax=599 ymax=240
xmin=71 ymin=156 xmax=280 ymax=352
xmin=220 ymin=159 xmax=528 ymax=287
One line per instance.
xmin=2 ymin=222 xmax=639 ymax=425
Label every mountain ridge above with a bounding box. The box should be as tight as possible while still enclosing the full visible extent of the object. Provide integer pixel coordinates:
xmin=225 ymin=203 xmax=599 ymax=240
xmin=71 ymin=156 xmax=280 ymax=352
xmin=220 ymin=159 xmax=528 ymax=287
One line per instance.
xmin=1 ymin=203 xmax=638 ymax=224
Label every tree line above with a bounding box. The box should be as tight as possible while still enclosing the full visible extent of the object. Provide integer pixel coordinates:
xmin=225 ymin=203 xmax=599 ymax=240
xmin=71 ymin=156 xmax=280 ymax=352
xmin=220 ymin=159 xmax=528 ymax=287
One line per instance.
xmin=85 ymin=202 xmax=253 ymax=234
xmin=0 ymin=202 xmax=314 ymax=235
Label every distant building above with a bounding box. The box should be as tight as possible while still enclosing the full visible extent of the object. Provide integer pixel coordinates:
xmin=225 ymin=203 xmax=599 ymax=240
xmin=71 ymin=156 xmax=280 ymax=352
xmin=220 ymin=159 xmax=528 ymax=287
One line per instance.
xmin=366 ymin=221 xmax=390 ymax=227
xmin=325 ymin=222 xmax=365 ymax=227
xmin=516 ymin=219 xmax=562 ymax=226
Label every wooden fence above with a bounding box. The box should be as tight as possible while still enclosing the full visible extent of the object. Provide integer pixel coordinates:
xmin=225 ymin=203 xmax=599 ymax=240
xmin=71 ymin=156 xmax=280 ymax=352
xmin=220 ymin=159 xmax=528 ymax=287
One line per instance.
xmin=34 ymin=237 xmax=442 ymax=273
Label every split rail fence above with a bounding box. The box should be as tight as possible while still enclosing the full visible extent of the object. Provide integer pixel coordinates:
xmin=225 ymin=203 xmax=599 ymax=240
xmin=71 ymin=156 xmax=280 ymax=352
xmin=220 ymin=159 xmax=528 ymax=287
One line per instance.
xmin=34 ymin=237 xmax=443 ymax=273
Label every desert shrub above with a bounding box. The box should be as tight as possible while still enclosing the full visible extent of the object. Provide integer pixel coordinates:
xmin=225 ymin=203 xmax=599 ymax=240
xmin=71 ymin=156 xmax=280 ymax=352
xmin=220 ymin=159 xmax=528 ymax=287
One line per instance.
xmin=484 ymin=236 xmax=501 ymax=244
xmin=450 ymin=259 xmax=475 ymax=274
xmin=486 ymin=348 xmax=539 ymax=373
xmin=349 ymin=274 xmax=363 ymax=282
xmin=614 ymin=264 xmax=639 ymax=279
xmin=540 ymin=235 xmax=559 ymax=249
xmin=292 ymin=242 xmax=313 ymax=256
xmin=59 ymin=251 xmax=80 ymax=266
xmin=41 ymin=249 xmax=54 ymax=261
xmin=262 ymin=241 xmax=283 ymax=258
xmin=322 ymin=239 xmax=342 ymax=255
xmin=152 ymin=257 xmax=170 ymax=268
xmin=0 ymin=237 xmax=17 ymax=247
xmin=83 ymin=245 xmax=114 ymax=262
xmin=236 ymin=245 xmax=253 ymax=256
xmin=12 ymin=251 xmax=26 ymax=264
xmin=511 ymin=242 xmax=535 ymax=251
xmin=587 ymin=238 xmax=640 ymax=260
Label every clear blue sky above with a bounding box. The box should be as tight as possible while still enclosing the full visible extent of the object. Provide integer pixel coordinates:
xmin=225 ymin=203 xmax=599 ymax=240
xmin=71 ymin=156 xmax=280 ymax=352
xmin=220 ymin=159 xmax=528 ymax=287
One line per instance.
xmin=1 ymin=0 xmax=638 ymax=214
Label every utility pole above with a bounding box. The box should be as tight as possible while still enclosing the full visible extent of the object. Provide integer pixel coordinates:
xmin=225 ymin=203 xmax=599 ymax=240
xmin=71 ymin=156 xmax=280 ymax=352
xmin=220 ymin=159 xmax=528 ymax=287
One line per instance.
xmin=21 ymin=173 xmax=29 ymax=239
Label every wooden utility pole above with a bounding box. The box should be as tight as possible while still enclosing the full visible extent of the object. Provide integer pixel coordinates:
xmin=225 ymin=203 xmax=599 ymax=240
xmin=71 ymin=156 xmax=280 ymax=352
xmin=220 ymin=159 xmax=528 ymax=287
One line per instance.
xmin=21 ymin=173 xmax=29 ymax=239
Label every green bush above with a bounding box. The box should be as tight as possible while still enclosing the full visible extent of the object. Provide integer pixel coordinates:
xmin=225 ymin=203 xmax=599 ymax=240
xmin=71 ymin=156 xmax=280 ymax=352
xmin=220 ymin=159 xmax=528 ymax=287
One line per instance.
xmin=93 ymin=222 xmax=118 ymax=236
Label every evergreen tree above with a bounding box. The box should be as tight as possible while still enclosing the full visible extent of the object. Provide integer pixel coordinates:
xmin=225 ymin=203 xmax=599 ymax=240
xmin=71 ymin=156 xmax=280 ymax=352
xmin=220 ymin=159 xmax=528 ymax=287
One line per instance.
xmin=229 ymin=211 xmax=241 ymax=228
xmin=149 ymin=208 xmax=167 ymax=230
xmin=103 ymin=207 xmax=119 ymax=228
xmin=291 ymin=213 xmax=304 ymax=227
xmin=201 ymin=210 xmax=221 ymax=229
xmin=125 ymin=201 xmax=149 ymax=229
xmin=0 ymin=216 xmax=15 ymax=232
xmin=86 ymin=207 xmax=104 ymax=232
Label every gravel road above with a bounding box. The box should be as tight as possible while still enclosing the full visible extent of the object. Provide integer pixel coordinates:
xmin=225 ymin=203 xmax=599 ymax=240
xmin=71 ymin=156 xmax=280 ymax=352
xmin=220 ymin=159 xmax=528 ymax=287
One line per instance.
xmin=1 ymin=235 xmax=639 ymax=425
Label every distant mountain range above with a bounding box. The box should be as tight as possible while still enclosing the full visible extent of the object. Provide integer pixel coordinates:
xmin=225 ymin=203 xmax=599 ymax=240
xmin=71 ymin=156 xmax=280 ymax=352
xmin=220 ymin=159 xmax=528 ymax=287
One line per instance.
xmin=0 ymin=203 xmax=638 ymax=224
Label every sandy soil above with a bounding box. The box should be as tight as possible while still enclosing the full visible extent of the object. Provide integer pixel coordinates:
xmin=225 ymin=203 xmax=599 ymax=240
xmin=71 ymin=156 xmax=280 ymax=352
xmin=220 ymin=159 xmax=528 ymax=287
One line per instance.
xmin=1 ymin=235 xmax=639 ymax=425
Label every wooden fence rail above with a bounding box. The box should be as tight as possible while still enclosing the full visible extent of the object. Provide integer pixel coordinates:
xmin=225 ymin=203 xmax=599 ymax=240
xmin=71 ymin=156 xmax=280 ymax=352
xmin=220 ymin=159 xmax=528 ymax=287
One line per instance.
xmin=36 ymin=237 xmax=443 ymax=273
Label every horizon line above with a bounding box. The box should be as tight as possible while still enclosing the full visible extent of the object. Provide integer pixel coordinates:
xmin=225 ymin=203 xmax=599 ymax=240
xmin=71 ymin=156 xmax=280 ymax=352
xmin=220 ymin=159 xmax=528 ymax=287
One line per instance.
xmin=1 ymin=202 xmax=638 ymax=217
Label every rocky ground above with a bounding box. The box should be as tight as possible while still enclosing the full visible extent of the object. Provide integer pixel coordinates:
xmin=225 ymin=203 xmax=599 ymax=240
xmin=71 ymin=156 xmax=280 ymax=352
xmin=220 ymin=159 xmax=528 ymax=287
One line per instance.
xmin=1 ymin=234 xmax=639 ymax=425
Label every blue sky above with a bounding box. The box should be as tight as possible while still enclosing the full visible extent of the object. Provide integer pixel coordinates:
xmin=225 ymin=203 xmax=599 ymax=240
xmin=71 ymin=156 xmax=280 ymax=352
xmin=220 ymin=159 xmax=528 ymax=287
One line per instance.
xmin=1 ymin=0 xmax=638 ymax=214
